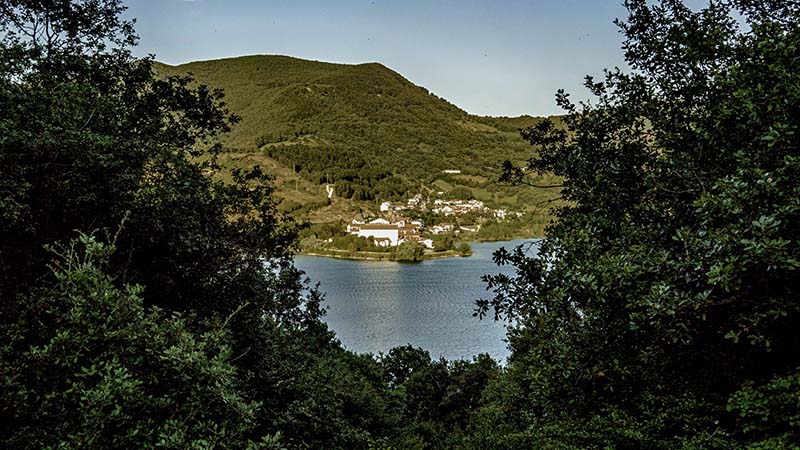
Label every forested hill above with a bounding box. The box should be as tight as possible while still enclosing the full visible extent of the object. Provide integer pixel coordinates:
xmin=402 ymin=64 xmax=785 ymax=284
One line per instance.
xmin=154 ymin=56 xmax=560 ymax=226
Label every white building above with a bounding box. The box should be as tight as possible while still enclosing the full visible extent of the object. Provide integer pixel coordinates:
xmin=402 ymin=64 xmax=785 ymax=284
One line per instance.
xmin=379 ymin=201 xmax=392 ymax=212
xmin=431 ymin=224 xmax=454 ymax=234
xmin=407 ymin=194 xmax=423 ymax=207
xmin=351 ymin=220 xmax=400 ymax=246
xmin=347 ymin=217 xmax=422 ymax=247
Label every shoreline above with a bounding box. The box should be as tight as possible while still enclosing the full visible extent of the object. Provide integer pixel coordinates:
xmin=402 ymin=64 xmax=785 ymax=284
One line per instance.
xmin=298 ymin=248 xmax=471 ymax=262
xmin=298 ymin=237 xmax=542 ymax=262
xmin=458 ymin=233 xmax=545 ymax=243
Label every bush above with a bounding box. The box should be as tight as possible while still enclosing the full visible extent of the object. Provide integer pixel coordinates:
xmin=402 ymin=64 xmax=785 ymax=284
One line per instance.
xmin=0 ymin=234 xmax=279 ymax=449
xmin=394 ymin=242 xmax=425 ymax=261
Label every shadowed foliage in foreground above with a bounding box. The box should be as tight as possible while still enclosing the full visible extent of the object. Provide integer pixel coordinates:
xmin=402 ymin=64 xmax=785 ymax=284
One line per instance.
xmin=476 ymin=0 xmax=800 ymax=447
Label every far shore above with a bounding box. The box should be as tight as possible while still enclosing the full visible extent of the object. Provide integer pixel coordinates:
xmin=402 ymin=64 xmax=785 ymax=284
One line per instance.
xmin=298 ymin=248 xmax=471 ymax=262
xmin=298 ymin=236 xmax=542 ymax=262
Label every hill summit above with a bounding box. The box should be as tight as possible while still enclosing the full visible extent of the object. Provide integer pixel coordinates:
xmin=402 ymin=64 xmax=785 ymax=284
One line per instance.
xmin=155 ymin=55 xmax=559 ymax=229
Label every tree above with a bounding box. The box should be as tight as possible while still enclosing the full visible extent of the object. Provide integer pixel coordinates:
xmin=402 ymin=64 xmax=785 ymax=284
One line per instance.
xmin=432 ymin=233 xmax=455 ymax=252
xmin=394 ymin=241 xmax=426 ymax=261
xmin=380 ymin=345 xmax=433 ymax=387
xmin=479 ymin=0 xmax=800 ymax=448
xmin=0 ymin=234 xmax=284 ymax=449
xmin=0 ymin=0 xmax=301 ymax=319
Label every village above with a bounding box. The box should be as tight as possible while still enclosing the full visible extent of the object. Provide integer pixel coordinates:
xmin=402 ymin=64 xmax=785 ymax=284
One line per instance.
xmin=345 ymin=194 xmax=520 ymax=249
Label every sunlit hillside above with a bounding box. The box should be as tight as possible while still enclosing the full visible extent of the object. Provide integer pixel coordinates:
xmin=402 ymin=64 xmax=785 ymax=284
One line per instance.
xmin=155 ymin=55 xmax=562 ymax=232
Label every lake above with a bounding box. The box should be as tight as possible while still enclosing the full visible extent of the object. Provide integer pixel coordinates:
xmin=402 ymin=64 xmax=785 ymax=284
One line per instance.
xmin=294 ymin=239 xmax=540 ymax=362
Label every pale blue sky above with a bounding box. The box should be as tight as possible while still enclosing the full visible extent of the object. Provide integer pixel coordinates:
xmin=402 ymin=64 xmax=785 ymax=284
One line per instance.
xmin=126 ymin=0 xmax=631 ymax=117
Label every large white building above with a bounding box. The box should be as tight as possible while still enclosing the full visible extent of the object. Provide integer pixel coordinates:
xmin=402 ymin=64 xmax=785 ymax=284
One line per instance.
xmin=347 ymin=218 xmax=400 ymax=246
xmin=347 ymin=218 xmax=430 ymax=248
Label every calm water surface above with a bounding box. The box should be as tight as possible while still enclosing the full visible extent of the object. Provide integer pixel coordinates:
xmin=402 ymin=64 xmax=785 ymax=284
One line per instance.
xmin=294 ymin=239 xmax=540 ymax=362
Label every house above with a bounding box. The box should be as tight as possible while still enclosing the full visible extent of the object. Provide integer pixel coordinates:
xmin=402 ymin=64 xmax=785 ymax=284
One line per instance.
xmin=380 ymin=201 xmax=392 ymax=212
xmin=397 ymin=219 xmax=423 ymax=243
xmin=346 ymin=217 xmax=366 ymax=233
xmin=431 ymin=224 xmax=454 ymax=234
xmin=431 ymin=199 xmax=487 ymax=216
xmin=351 ymin=219 xmax=400 ymax=246
xmin=407 ymin=194 xmax=423 ymax=207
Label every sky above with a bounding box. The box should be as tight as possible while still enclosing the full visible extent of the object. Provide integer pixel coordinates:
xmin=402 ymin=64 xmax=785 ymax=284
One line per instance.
xmin=125 ymin=0 xmax=631 ymax=117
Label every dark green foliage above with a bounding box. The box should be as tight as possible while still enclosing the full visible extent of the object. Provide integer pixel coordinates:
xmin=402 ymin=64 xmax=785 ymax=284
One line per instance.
xmin=727 ymin=369 xmax=800 ymax=448
xmin=0 ymin=235 xmax=281 ymax=450
xmin=376 ymin=348 xmax=502 ymax=449
xmin=0 ymin=0 xmax=301 ymax=317
xmin=299 ymin=221 xmax=346 ymax=240
xmin=394 ymin=241 xmax=426 ymax=262
xmin=477 ymin=0 xmax=800 ymax=448
xmin=445 ymin=187 xmax=474 ymax=200
xmin=380 ymin=345 xmax=434 ymax=388
xmin=457 ymin=243 xmax=472 ymax=256
xmin=0 ymin=2 xmax=330 ymax=447
xmin=432 ymin=233 xmax=456 ymax=252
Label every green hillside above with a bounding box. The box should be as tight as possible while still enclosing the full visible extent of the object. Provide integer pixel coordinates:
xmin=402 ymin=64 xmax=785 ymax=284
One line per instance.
xmin=155 ymin=55 xmax=561 ymax=231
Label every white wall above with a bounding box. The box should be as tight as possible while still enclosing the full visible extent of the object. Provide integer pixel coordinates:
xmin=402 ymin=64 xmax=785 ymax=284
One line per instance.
xmin=357 ymin=228 xmax=399 ymax=246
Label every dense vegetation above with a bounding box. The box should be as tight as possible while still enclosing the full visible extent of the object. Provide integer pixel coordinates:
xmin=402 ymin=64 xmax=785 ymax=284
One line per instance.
xmin=1 ymin=0 xmax=797 ymax=449
xmin=477 ymin=0 xmax=800 ymax=447
xmin=154 ymin=56 xmax=562 ymax=225
xmin=0 ymin=2 xmax=498 ymax=448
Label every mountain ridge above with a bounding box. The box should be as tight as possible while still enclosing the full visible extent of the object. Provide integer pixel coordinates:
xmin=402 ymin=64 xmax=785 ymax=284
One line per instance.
xmin=154 ymin=55 xmax=560 ymax=233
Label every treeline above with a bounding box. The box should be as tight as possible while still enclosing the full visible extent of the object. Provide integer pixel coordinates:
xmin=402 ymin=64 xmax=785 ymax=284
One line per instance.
xmin=301 ymin=235 xmax=458 ymax=262
xmin=263 ymin=144 xmax=411 ymax=201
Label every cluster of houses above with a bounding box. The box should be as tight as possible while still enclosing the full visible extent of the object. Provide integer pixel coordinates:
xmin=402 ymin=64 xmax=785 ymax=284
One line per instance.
xmin=379 ymin=194 xmax=424 ymax=213
xmin=347 ymin=217 xmax=434 ymax=249
xmin=380 ymin=195 xmax=511 ymax=219
xmin=432 ymin=199 xmax=492 ymax=217
xmin=348 ymin=189 xmax=522 ymax=248
xmin=345 ymin=216 xmax=497 ymax=249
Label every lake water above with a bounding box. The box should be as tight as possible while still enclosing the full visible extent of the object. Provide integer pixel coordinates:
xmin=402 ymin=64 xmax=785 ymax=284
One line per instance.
xmin=294 ymin=239 xmax=540 ymax=362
